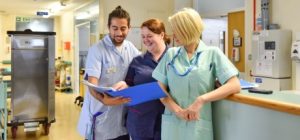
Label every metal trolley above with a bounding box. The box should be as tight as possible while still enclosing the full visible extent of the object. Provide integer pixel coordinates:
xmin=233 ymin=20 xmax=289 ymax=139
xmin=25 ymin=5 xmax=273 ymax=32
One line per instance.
xmin=7 ymin=30 xmax=56 ymax=138
xmin=0 ymin=80 xmax=7 ymax=140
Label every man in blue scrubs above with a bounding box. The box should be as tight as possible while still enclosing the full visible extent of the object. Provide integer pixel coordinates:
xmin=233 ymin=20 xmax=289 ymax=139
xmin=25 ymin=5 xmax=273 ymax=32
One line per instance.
xmin=77 ymin=6 xmax=140 ymax=140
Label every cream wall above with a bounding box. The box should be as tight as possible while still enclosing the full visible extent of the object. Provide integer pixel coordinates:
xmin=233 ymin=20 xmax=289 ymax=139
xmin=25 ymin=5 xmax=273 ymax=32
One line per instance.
xmin=59 ymin=11 xmax=74 ymax=62
xmin=0 ymin=15 xmax=3 ymax=62
xmin=59 ymin=11 xmax=75 ymax=91
xmin=244 ymin=0 xmax=253 ymax=81
xmin=245 ymin=0 xmax=300 ymax=89
xmin=54 ymin=16 xmax=61 ymax=58
xmin=99 ymin=0 xmax=174 ymax=34
xmin=0 ymin=14 xmax=15 ymax=63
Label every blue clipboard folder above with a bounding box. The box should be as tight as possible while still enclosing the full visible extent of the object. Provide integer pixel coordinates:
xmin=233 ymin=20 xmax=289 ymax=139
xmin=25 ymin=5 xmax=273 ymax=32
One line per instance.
xmin=107 ymin=82 xmax=167 ymax=106
xmin=240 ymin=79 xmax=258 ymax=89
xmin=82 ymin=80 xmax=167 ymax=106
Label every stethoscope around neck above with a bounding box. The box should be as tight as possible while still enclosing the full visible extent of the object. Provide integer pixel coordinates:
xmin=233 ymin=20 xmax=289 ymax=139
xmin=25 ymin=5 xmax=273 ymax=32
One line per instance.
xmin=168 ymin=47 xmax=201 ymax=77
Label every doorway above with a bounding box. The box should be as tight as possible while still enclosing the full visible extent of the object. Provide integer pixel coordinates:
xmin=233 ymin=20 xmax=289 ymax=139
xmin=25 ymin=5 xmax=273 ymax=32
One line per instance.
xmin=74 ymin=22 xmax=90 ymax=95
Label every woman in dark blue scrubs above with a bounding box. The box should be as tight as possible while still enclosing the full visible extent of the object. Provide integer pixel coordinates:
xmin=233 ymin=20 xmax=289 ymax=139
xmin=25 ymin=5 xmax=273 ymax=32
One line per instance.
xmin=124 ymin=19 xmax=170 ymax=140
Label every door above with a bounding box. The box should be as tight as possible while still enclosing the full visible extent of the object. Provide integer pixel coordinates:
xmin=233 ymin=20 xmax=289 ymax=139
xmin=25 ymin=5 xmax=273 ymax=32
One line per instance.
xmin=228 ymin=11 xmax=245 ymax=73
xmin=74 ymin=22 xmax=90 ymax=95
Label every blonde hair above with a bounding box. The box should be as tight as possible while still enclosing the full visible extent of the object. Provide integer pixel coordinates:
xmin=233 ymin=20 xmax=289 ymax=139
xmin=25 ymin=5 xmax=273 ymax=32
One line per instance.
xmin=168 ymin=8 xmax=204 ymax=46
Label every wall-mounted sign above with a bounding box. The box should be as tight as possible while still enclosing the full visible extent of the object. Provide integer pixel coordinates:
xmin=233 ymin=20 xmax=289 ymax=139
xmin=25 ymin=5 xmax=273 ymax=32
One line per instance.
xmin=233 ymin=37 xmax=242 ymax=47
xmin=37 ymin=11 xmax=48 ymax=16
xmin=16 ymin=17 xmax=31 ymax=22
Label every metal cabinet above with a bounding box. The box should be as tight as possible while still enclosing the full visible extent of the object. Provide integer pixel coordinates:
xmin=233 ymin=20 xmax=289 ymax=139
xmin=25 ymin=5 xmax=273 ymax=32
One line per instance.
xmin=7 ymin=31 xmax=55 ymax=138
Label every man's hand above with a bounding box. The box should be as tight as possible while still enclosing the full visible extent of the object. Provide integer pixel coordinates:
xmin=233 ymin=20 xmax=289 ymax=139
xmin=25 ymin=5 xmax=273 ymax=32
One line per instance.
xmin=90 ymin=89 xmax=130 ymax=106
xmin=102 ymin=93 xmax=131 ymax=106
xmin=90 ymin=89 xmax=105 ymax=101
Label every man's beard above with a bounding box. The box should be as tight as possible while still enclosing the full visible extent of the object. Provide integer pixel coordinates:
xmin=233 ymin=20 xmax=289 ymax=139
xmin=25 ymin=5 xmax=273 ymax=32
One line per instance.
xmin=111 ymin=35 xmax=125 ymax=46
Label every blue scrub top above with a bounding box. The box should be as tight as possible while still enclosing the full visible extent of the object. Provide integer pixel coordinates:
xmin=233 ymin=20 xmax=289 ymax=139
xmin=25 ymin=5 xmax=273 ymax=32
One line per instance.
xmin=125 ymin=48 xmax=167 ymax=138
xmin=77 ymin=35 xmax=140 ymax=140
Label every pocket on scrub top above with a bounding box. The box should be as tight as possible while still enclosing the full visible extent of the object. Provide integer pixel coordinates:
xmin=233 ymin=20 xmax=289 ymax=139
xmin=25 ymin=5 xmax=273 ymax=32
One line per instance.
xmin=103 ymin=63 xmax=117 ymax=74
xmin=161 ymin=114 xmax=213 ymax=140
xmin=102 ymin=63 xmax=117 ymax=80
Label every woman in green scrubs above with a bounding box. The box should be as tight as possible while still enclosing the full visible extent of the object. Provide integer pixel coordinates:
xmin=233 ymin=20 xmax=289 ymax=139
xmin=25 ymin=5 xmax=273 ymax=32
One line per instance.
xmin=152 ymin=8 xmax=241 ymax=140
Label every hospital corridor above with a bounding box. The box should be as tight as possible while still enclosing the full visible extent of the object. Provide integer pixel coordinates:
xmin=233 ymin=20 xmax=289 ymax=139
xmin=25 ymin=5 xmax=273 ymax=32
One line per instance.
xmin=6 ymin=92 xmax=83 ymax=140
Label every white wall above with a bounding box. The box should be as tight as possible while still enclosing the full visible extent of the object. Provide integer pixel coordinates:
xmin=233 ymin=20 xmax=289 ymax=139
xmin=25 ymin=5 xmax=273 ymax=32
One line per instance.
xmin=175 ymin=0 xmax=193 ymax=12
xmin=202 ymin=18 xmax=227 ymax=49
xmin=245 ymin=0 xmax=300 ymax=89
xmin=78 ymin=24 xmax=90 ymax=52
xmin=196 ymin=0 xmax=245 ymax=17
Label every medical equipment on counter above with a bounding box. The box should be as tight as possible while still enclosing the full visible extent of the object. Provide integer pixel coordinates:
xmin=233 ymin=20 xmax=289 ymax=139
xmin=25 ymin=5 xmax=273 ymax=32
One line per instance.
xmin=232 ymin=47 xmax=240 ymax=62
xmin=251 ymin=30 xmax=292 ymax=90
xmin=7 ymin=30 xmax=55 ymax=138
xmin=261 ymin=0 xmax=270 ymax=30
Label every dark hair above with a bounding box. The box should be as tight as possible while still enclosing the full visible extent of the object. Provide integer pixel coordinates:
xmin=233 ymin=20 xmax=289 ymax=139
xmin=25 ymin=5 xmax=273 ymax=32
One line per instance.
xmin=141 ymin=18 xmax=171 ymax=45
xmin=108 ymin=6 xmax=130 ymax=27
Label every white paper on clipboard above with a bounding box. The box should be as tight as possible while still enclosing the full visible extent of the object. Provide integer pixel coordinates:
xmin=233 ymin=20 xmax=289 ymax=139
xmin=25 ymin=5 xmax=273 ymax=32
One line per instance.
xmin=81 ymin=80 xmax=116 ymax=93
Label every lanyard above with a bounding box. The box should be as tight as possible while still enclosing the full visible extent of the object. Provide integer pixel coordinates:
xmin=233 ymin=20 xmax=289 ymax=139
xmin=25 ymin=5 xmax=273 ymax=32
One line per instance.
xmin=168 ymin=48 xmax=201 ymax=76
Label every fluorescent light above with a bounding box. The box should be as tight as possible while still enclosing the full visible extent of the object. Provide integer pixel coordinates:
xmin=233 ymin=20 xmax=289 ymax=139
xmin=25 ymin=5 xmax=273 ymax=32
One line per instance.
xmin=50 ymin=2 xmax=63 ymax=13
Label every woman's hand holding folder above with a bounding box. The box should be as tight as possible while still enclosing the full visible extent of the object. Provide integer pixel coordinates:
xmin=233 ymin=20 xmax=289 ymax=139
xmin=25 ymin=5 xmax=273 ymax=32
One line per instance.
xmin=100 ymin=81 xmax=131 ymax=106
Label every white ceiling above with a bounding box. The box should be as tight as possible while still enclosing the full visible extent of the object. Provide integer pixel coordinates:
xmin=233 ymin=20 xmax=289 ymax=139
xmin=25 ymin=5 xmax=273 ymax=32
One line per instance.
xmin=0 ymin=0 xmax=94 ymax=16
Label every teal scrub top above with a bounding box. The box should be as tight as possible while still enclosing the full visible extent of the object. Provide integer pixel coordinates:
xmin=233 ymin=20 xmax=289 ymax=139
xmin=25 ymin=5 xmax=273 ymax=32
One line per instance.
xmin=152 ymin=41 xmax=238 ymax=140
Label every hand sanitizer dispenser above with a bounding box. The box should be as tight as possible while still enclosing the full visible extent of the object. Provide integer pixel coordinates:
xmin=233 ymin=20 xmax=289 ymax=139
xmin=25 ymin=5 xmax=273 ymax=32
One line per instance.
xmin=291 ymin=40 xmax=300 ymax=62
xmin=291 ymin=32 xmax=300 ymax=91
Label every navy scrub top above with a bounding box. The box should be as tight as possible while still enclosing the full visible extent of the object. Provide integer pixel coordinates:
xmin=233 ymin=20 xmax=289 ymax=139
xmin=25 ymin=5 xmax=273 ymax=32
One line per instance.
xmin=125 ymin=48 xmax=167 ymax=138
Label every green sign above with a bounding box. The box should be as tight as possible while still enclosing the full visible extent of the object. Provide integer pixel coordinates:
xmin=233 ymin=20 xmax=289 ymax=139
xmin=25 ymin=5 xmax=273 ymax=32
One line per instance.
xmin=16 ymin=17 xmax=31 ymax=22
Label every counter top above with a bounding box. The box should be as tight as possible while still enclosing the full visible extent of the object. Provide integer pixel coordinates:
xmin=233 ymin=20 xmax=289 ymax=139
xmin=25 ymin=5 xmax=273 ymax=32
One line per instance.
xmin=226 ymin=90 xmax=300 ymax=115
